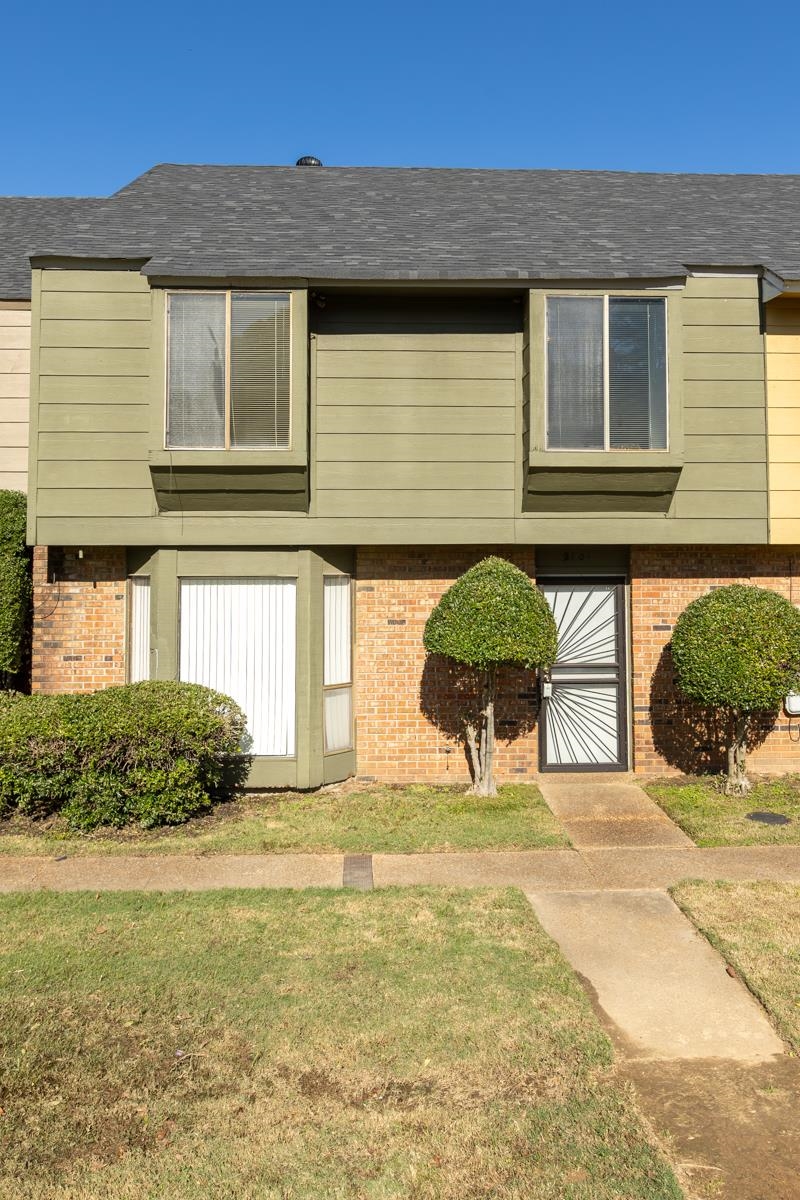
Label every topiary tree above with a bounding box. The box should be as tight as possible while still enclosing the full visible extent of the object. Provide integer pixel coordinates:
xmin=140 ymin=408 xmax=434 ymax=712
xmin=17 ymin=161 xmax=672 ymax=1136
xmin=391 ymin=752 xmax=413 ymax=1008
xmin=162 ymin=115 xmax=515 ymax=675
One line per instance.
xmin=423 ymin=556 xmax=558 ymax=796
xmin=0 ymin=491 xmax=31 ymax=689
xmin=671 ymin=584 xmax=800 ymax=795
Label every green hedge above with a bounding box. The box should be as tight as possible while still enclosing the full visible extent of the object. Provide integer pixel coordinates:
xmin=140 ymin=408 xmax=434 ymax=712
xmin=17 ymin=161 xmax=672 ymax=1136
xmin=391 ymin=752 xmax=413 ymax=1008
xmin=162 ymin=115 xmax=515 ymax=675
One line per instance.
xmin=0 ymin=681 xmax=249 ymax=830
xmin=0 ymin=491 xmax=31 ymax=685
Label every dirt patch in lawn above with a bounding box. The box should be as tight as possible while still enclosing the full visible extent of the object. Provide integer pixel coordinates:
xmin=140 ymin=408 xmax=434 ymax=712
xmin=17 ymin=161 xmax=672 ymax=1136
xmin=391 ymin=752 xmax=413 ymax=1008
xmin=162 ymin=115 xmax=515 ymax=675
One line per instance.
xmin=626 ymin=1057 xmax=800 ymax=1200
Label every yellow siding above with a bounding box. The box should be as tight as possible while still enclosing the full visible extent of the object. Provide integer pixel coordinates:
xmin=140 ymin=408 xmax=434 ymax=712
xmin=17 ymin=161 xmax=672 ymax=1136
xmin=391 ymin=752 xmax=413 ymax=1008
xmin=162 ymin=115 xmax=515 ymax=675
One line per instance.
xmin=0 ymin=305 xmax=31 ymax=491
xmin=766 ymin=298 xmax=800 ymax=542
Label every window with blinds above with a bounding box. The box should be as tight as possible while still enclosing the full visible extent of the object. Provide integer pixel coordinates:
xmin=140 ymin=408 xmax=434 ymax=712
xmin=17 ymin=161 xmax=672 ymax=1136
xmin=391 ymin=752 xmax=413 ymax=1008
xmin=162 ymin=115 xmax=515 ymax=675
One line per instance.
xmin=546 ymin=296 xmax=667 ymax=451
xmin=179 ymin=577 xmax=296 ymax=756
xmin=323 ymin=575 xmax=353 ymax=753
xmin=166 ymin=291 xmax=291 ymax=450
xmin=128 ymin=576 xmax=151 ymax=682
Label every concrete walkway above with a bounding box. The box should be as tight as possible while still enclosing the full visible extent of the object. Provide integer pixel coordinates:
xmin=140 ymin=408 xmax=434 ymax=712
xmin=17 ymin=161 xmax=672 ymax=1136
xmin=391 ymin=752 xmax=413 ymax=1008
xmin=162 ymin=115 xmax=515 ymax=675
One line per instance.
xmin=537 ymin=771 xmax=694 ymax=848
xmin=528 ymin=888 xmax=783 ymax=1061
xmin=3 ymin=843 xmax=800 ymax=892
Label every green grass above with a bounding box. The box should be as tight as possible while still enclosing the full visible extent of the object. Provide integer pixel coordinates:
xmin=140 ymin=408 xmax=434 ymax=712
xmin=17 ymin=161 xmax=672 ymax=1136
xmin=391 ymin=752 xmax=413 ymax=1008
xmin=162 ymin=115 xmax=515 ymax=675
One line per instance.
xmin=672 ymin=881 xmax=800 ymax=1053
xmin=0 ymin=887 xmax=681 ymax=1199
xmin=644 ymin=775 xmax=800 ymax=846
xmin=0 ymin=783 xmax=570 ymax=857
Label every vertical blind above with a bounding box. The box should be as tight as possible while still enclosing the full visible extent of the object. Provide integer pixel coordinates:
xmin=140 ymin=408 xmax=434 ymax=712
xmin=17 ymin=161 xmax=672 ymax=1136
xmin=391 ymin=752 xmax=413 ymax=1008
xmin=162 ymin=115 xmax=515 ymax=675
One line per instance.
xmin=179 ymin=577 xmax=296 ymax=757
xmin=167 ymin=293 xmax=226 ymax=447
xmin=230 ymin=293 xmax=291 ymax=448
xmin=546 ymin=296 xmax=667 ymax=450
xmin=128 ymin=576 xmax=151 ymax=682
xmin=323 ymin=575 xmax=352 ymax=753
xmin=167 ymin=291 xmax=291 ymax=450
xmin=547 ymin=297 xmax=605 ymax=450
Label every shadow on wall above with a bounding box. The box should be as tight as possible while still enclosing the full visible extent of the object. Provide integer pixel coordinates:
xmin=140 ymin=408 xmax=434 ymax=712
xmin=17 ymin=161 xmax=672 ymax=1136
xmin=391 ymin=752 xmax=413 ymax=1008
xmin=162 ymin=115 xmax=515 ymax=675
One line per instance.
xmin=419 ymin=654 xmax=539 ymax=780
xmin=649 ymin=643 xmax=774 ymax=773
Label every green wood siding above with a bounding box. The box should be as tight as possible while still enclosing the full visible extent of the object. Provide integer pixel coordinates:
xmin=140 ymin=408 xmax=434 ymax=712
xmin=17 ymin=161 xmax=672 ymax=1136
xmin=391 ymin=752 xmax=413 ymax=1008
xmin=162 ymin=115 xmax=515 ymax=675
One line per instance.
xmin=29 ymin=270 xmax=769 ymax=547
xmin=314 ymin=329 xmax=519 ymax=522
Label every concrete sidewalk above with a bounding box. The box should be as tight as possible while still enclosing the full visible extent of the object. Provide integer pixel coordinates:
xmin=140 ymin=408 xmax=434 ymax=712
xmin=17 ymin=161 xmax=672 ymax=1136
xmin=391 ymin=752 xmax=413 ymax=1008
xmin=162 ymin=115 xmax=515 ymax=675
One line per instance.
xmin=2 ymin=843 xmax=800 ymax=892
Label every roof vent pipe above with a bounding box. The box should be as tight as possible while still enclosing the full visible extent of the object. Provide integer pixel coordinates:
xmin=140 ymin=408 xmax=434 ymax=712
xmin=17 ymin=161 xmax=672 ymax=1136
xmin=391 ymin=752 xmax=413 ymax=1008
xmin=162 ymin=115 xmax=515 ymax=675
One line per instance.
xmin=296 ymin=155 xmax=322 ymax=166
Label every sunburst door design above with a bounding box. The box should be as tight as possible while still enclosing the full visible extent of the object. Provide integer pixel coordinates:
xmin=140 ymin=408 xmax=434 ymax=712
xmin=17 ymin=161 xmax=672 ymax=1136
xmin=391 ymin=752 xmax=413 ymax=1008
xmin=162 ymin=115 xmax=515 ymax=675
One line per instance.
xmin=539 ymin=580 xmax=627 ymax=771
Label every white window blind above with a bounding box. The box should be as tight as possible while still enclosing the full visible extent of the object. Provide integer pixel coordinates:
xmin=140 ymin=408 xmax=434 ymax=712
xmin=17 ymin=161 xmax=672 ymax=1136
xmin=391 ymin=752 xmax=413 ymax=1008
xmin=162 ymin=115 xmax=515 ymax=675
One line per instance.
xmin=166 ymin=291 xmax=291 ymax=451
xmin=179 ymin=577 xmax=296 ymax=757
xmin=323 ymin=575 xmax=352 ymax=752
xmin=128 ymin=576 xmax=150 ymax=682
xmin=167 ymin=293 xmax=226 ymax=447
xmin=547 ymin=297 xmax=604 ymax=449
xmin=546 ymin=296 xmax=667 ymax=450
xmin=230 ymin=293 xmax=291 ymax=448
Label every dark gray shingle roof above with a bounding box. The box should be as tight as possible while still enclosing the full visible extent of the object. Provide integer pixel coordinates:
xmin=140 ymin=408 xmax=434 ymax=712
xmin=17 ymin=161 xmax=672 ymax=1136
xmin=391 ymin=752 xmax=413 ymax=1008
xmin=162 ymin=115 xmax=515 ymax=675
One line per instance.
xmin=0 ymin=197 xmax=103 ymax=298
xmin=7 ymin=165 xmax=800 ymax=289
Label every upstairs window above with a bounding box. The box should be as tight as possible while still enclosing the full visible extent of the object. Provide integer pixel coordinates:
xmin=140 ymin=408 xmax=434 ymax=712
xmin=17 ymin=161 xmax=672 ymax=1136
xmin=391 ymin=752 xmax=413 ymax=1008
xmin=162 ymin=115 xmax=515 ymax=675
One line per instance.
xmin=546 ymin=296 xmax=667 ymax=451
xmin=167 ymin=291 xmax=291 ymax=449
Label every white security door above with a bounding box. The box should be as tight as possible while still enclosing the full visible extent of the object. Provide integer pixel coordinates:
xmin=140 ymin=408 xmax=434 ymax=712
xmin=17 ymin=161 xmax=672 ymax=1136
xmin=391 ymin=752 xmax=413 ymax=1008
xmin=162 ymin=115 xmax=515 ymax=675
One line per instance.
xmin=539 ymin=580 xmax=627 ymax=770
xmin=179 ymin=577 xmax=296 ymax=756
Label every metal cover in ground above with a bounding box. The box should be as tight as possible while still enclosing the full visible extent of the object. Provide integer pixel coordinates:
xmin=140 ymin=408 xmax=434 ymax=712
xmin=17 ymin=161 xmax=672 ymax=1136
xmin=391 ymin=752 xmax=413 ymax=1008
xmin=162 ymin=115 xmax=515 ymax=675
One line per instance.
xmin=343 ymin=854 xmax=374 ymax=890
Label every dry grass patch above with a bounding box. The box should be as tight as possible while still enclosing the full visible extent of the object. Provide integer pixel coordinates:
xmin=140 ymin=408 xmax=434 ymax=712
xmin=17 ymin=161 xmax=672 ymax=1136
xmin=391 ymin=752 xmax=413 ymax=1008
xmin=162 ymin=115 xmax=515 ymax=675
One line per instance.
xmin=671 ymin=881 xmax=800 ymax=1052
xmin=0 ymin=888 xmax=680 ymax=1199
xmin=0 ymin=781 xmax=569 ymax=856
xmin=645 ymin=776 xmax=800 ymax=846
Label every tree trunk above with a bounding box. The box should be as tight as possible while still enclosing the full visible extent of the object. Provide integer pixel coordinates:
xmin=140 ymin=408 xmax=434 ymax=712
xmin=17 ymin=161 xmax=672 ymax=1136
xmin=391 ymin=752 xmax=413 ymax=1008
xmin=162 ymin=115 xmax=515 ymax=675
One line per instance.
xmin=724 ymin=712 xmax=752 ymax=796
xmin=472 ymin=667 xmax=497 ymax=797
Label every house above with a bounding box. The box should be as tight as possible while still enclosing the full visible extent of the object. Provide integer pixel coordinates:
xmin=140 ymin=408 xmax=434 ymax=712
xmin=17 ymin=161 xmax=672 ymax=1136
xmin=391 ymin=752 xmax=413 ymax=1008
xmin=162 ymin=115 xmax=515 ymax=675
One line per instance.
xmin=4 ymin=162 xmax=800 ymax=784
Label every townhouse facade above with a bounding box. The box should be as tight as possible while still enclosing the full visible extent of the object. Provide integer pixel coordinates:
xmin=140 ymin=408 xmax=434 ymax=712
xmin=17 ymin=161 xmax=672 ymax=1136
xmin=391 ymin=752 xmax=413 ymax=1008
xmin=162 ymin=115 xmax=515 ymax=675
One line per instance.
xmin=3 ymin=163 xmax=800 ymax=784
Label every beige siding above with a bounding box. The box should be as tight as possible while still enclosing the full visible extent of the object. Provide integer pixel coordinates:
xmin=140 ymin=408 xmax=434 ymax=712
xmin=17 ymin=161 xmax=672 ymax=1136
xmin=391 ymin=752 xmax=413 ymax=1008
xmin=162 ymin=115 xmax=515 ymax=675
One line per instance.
xmin=0 ymin=306 xmax=31 ymax=491
xmin=314 ymin=332 xmax=518 ymax=520
xmin=766 ymin=298 xmax=800 ymax=543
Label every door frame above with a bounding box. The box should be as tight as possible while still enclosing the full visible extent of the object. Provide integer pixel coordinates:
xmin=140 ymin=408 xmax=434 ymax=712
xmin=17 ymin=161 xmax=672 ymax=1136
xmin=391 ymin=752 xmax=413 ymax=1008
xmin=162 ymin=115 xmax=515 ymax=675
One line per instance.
xmin=538 ymin=575 xmax=630 ymax=773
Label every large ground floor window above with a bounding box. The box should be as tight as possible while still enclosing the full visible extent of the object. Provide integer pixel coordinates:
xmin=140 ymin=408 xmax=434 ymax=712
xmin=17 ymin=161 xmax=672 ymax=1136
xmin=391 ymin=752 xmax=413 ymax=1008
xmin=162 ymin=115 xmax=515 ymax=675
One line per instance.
xmin=179 ymin=577 xmax=297 ymax=757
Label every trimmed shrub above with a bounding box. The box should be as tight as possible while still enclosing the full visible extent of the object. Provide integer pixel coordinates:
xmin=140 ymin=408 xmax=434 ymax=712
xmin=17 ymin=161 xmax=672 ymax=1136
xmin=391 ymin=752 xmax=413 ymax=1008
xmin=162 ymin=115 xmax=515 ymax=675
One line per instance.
xmin=671 ymin=584 xmax=800 ymax=793
xmin=0 ymin=681 xmax=249 ymax=829
xmin=423 ymin=557 xmax=558 ymax=795
xmin=0 ymin=491 xmax=31 ymax=686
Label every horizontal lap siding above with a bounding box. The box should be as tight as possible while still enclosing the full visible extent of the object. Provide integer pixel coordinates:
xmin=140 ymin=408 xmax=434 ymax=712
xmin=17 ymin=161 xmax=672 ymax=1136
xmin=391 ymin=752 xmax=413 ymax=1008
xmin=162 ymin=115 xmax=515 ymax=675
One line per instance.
xmin=673 ymin=276 xmax=766 ymax=535
xmin=33 ymin=271 xmax=154 ymax=527
xmin=0 ymin=307 xmax=31 ymax=491
xmin=314 ymin=332 xmax=518 ymax=520
xmin=766 ymin=298 xmax=800 ymax=543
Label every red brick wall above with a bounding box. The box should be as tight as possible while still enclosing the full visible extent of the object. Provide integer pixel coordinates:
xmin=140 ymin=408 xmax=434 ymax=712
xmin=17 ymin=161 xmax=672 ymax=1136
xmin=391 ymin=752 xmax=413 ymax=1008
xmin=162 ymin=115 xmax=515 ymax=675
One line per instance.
xmin=354 ymin=547 xmax=540 ymax=784
xmin=631 ymin=546 xmax=800 ymax=776
xmin=32 ymin=546 xmax=127 ymax=694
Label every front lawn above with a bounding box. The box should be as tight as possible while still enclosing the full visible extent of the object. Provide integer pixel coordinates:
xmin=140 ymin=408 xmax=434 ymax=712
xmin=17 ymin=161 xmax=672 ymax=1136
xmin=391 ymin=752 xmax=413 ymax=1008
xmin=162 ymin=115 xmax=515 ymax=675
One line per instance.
xmin=644 ymin=775 xmax=800 ymax=846
xmin=0 ymin=888 xmax=680 ymax=1199
xmin=671 ymin=881 xmax=800 ymax=1053
xmin=0 ymin=782 xmax=570 ymax=856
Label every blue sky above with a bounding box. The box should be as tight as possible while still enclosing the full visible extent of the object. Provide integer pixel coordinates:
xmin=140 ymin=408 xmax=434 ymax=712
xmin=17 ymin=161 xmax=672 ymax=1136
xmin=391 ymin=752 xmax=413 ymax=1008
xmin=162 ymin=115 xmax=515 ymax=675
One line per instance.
xmin=4 ymin=0 xmax=800 ymax=195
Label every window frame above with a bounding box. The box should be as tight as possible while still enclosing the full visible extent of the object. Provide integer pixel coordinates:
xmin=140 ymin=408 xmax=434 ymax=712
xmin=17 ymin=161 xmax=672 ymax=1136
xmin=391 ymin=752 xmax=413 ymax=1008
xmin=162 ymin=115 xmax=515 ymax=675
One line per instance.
xmin=322 ymin=573 xmax=354 ymax=754
xmin=529 ymin=287 xmax=683 ymax=465
xmin=126 ymin=574 xmax=151 ymax=683
xmin=156 ymin=287 xmax=308 ymax=466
